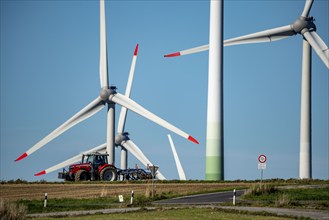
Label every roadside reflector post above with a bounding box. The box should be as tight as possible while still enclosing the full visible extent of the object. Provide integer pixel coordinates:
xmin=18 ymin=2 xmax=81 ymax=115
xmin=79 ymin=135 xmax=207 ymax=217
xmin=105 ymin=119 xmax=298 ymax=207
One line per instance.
xmin=130 ymin=190 xmax=134 ymax=205
xmin=44 ymin=193 xmax=48 ymax=208
xmin=233 ymin=189 xmax=236 ymax=206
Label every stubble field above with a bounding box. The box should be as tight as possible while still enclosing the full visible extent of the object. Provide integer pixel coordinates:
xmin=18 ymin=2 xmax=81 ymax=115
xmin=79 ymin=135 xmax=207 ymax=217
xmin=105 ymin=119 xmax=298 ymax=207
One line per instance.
xmin=0 ymin=182 xmax=248 ymax=201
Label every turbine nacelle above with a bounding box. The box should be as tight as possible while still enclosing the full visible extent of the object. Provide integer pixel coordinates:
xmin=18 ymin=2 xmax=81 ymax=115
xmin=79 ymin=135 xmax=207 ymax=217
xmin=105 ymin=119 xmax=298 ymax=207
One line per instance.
xmin=115 ymin=132 xmax=130 ymax=145
xmin=292 ymin=16 xmax=316 ymax=34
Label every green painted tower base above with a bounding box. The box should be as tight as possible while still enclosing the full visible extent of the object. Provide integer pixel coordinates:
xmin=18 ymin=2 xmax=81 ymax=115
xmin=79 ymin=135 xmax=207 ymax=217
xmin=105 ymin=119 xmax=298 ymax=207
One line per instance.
xmin=205 ymin=156 xmax=224 ymax=180
xmin=205 ymin=123 xmax=224 ymax=180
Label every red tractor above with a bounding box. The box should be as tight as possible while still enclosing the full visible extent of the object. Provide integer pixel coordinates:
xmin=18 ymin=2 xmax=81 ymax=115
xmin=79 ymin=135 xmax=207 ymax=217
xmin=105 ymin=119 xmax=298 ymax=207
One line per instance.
xmin=58 ymin=152 xmax=118 ymax=181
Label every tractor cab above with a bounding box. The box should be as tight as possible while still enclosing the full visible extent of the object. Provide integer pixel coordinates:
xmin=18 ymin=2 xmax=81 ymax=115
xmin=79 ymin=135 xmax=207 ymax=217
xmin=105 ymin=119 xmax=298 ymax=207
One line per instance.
xmin=82 ymin=153 xmax=108 ymax=171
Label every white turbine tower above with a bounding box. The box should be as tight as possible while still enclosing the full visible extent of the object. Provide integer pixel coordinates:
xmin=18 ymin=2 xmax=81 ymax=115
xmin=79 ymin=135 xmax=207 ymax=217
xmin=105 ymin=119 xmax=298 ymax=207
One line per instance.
xmin=165 ymin=0 xmax=328 ymax=179
xmin=206 ymin=0 xmax=224 ymax=180
xmin=166 ymin=0 xmax=224 ymax=180
xmin=15 ymin=0 xmax=199 ymax=167
xmin=167 ymin=134 xmax=186 ymax=180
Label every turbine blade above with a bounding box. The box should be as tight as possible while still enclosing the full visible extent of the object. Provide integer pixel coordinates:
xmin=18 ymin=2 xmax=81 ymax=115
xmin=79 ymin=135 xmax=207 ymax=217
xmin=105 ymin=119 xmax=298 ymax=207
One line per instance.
xmin=15 ymin=97 xmax=105 ymax=162
xmin=122 ymin=140 xmax=166 ymax=180
xmin=167 ymin=134 xmax=186 ymax=180
xmin=164 ymin=25 xmax=295 ymax=57
xmin=125 ymin=44 xmax=139 ymax=97
xmin=111 ymin=93 xmax=199 ymax=144
xmin=303 ymin=31 xmax=329 ymax=69
xmin=224 ymin=25 xmax=295 ymax=46
xmin=99 ymin=0 xmax=108 ymax=89
xmin=117 ymin=44 xmax=139 ymax=133
xmin=164 ymin=45 xmax=209 ymax=58
xmin=34 ymin=143 xmax=107 ymax=176
xmin=35 ymin=156 xmax=80 ymax=176
xmin=301 ymin=0 xmax=314 ymax=18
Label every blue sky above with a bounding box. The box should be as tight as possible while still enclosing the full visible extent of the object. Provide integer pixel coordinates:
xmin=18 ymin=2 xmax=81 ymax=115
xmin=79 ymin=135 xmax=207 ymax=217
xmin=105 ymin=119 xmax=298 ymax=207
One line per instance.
xmin=1 ymin=0 xmax=328 ymax=181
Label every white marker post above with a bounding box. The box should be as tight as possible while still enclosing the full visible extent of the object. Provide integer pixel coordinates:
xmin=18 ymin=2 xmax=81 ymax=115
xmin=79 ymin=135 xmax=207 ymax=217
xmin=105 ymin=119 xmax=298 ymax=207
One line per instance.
xmin=44 ymin=193 xmax=48 ymax=208
xmin=130 ymin=190 xmax=134 ymax=205
xmin=233 ymin=189 xmax=236 ymax=206
xmin=258 ymin=154 xmax=267 ymax=189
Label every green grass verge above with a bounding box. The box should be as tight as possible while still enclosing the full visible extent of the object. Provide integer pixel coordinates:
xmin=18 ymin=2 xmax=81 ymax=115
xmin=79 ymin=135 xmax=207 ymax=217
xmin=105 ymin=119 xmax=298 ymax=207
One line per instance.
xmin=242 ymin=184 xmax=329 ymax=209
xmin=33 ymin=207 xmax=296 ymax=220
xmin=18 ymin=196 xmax=151 ymax=214
xmin=18 ymin=190 xmax=184 ymax=214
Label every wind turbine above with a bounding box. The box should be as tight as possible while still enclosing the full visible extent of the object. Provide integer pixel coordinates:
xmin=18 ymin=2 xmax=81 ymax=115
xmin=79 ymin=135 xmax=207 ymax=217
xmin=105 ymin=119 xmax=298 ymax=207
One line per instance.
xmin=167 ymin=134 xmax=186 ymax=180
xmin=34 ymin=44 xmax=167 ymax=180
xmin=165 ymin=0 xmax=328 ymax=179
xmin=15 ymin=0 xmax=199 ymax=167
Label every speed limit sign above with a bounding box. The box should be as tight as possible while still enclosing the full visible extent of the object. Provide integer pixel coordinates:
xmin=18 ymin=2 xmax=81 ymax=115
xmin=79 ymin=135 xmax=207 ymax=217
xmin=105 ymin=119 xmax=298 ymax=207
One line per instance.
xmin=258 ymin=154 xmax=267 ymax=163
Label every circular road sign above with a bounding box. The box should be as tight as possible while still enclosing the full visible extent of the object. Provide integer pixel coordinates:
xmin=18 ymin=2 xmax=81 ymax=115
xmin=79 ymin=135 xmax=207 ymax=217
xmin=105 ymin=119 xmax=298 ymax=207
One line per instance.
xmin=258 ymin=154 xmax=267 ymax=163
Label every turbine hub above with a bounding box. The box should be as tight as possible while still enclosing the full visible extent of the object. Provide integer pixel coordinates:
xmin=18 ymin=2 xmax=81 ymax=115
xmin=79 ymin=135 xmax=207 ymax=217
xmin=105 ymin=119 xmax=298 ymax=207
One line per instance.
xmin=115 ymin=132 xmax=130 ymax=145
xmin=100 ymin=88 xmax=110 ymax=101
xmin=100 ymin=86 xmax=117 ymax=101
xmin=292 ymin=16 xmax=316 ymax=34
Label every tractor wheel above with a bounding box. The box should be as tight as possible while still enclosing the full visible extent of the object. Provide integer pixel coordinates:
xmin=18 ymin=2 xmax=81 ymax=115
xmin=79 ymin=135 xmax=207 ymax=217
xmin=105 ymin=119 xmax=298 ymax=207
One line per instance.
xmin=75 ymin=170 xmax=89 ymax=182
xmin=100 ymin=166 xmax=117 ymax=181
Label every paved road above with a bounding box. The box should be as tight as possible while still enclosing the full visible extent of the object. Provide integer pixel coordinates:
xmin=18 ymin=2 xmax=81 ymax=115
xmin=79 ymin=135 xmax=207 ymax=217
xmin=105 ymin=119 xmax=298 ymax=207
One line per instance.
xmin=153 ymin=190 xmax=244 ymax=205
xmin=153 ymin=190 xmax=329 ymax=220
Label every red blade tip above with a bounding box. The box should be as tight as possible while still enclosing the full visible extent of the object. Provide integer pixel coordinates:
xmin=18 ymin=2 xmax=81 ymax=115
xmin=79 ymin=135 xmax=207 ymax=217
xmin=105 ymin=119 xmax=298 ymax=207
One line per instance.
xmin=164 ymin=52 xmax=181 ymax=58
xmin=15 ymin=152 xmax=28 ymax=162
xmin=188 ymin=136 xmax=199 ymax=144
xmin=134 ymin=44 xmax=139 ymax=56
xmin=34 ymin=170 xmax=46 ymax=176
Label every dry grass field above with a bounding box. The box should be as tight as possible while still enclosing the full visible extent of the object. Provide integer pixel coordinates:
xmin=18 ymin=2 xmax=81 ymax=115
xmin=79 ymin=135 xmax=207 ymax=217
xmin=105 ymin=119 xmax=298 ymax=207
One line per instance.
xmin=0 ymin=182 xmax=248 ymax=201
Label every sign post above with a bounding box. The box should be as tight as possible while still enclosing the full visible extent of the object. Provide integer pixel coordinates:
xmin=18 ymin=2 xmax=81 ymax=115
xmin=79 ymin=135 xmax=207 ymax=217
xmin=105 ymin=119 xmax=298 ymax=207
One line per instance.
xmin=258 ymin=154 xmax=267 ymax=189
xmin=148 ymin=165 xmax=159 ymax=198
